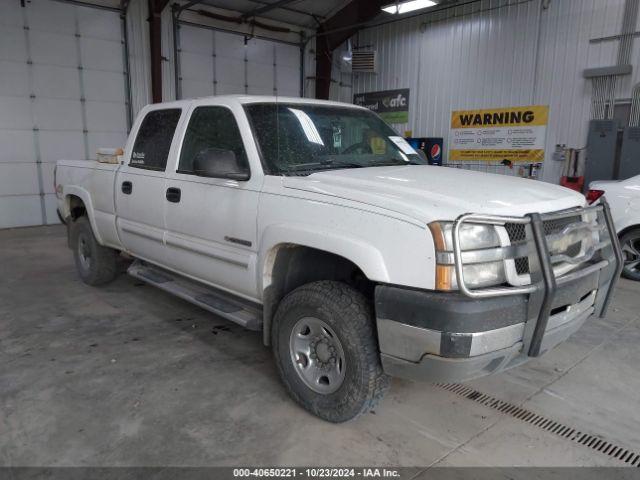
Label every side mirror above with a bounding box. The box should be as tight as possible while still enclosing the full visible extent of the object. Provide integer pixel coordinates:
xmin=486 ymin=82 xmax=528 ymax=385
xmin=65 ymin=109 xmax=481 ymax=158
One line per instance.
xmin=192 ymin=148 xmax=250 ymax=181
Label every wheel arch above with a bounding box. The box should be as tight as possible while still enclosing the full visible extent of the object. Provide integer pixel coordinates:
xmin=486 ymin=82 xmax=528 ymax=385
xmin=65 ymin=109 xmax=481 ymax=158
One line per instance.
xmin=259 ymin=229 xmax=389 ymax=346
xmin=618 ymin=224 xmax=640 ymax=239
xmin=63 ymin=186 xmax=104 ymax=246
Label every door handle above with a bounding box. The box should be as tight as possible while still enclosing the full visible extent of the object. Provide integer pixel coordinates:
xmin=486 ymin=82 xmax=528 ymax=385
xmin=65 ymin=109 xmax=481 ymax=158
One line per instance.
xmin=121 ymin=181 xmax=132 ymax=194
xmin=166 ymin=187 xmax=181 ymax=203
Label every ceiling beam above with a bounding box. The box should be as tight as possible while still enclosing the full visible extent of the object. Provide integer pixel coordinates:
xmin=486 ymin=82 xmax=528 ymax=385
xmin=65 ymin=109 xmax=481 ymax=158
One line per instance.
xmin=314 ymin=0 xmax=387 ymax=99
xmin=240 ymin=0 xmax=298 ymax=20
xmin=175 ymin=0 xmax=206 ymax=16
xmin=242 ymin=0 xmax=326 ymax=20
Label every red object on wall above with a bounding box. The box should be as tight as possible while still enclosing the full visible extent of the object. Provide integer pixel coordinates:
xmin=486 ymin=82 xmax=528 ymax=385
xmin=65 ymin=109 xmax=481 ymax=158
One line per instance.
xmin=560 ymin=176 xmax=585 ymax=192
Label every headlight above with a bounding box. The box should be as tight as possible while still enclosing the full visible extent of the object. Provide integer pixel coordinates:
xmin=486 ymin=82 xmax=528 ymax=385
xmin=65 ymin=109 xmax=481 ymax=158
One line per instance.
xmin=581 ymin=209 xmax=601 ymax=252
xmin=429 ymin=221 xmax=506 ymax=290
xmin=430 ymin=222 xmax=501 ymax=250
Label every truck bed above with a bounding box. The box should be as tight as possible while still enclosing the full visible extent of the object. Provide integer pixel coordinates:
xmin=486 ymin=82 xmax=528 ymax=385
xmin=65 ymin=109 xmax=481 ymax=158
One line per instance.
xmin=56 ymin=160 xmax=122 ymax=250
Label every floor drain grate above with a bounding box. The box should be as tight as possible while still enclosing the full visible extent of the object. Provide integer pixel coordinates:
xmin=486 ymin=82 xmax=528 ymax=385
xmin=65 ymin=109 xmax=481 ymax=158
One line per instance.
xmin=436 ymin=383 xmax=640 ymax=467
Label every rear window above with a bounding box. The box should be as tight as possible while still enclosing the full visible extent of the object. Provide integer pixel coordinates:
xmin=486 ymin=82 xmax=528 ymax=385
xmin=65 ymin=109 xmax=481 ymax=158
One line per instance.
xmin=130 ymin=109 xmax=182 ymax=171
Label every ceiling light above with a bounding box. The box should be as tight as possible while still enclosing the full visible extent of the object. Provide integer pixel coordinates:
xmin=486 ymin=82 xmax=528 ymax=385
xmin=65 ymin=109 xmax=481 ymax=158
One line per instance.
xmin=382 ymin=0 xmax=437 ymax=14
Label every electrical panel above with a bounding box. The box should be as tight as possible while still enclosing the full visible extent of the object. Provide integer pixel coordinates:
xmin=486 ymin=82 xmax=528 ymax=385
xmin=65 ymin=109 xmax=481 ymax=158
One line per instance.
xmin=618 ymin=126 xmax=640 ymax=180
xmin=584 ymin=119 xmax=618 ymax=189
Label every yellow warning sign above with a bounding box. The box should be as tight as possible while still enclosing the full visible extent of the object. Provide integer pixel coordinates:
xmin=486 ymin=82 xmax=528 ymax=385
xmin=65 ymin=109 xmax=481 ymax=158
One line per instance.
xmin=450 ymin=105 xmax=549 ymax=163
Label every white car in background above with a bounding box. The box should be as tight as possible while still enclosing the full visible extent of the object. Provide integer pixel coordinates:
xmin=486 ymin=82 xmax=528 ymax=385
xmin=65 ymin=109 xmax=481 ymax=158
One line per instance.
xmin=588 ymin=175 xmax=640 ymax=281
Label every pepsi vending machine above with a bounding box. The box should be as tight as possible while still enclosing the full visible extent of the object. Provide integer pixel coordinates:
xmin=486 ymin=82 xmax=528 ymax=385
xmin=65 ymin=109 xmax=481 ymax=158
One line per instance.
xmin=406 ymin=137 xmax=443 ymax=165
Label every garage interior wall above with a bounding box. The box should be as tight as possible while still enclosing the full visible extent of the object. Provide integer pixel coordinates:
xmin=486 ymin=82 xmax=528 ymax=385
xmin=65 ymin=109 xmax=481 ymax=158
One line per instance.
xmin=125 ymin=0 xmax=152 ymax=117
xmin=160 ymin=7 xmax=315 ymax=101
xmin=341 ymin=0 xmax=640 ymax=183
xmin=0 ymin=0 xmax=311 ymax=229
xmin=0 ymin=0 xmax=130 ymax=229
xmin=175 ymin=25 xmax=301 ymax=99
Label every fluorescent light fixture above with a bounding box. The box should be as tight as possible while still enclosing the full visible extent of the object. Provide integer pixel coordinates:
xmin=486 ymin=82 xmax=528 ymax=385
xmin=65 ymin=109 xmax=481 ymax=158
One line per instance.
xmin=382 ymin=0 xmax=437 ymax=14
xmin=288 ymin=108 xmax=324 ymax=145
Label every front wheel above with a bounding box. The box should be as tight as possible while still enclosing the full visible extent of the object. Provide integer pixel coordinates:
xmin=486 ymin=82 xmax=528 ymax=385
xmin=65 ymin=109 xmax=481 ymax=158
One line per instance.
xmin=272 ymin=281 xmax=389 ymax=423
xmin=620 ymin=228 xmax=640 ymax=281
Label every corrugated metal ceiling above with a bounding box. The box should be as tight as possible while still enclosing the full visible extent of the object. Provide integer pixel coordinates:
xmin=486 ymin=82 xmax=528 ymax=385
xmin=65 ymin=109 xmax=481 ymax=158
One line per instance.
xmin=198 ymin=0 xmax=351 ymax=27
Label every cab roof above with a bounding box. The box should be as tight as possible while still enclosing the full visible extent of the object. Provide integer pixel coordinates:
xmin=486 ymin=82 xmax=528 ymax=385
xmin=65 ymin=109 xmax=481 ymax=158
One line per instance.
xmin=144 ymin=94 xmax=367 ymax=111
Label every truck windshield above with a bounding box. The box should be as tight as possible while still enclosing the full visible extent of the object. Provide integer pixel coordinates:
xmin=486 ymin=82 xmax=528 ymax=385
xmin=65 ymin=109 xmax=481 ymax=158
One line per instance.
xmin=244 ymin=103 xmax=427 ymax=176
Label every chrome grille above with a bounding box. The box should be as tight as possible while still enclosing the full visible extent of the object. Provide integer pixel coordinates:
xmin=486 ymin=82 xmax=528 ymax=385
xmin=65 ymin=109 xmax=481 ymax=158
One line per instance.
xmin=449 ymin=202 xmax=618 ymax=300
xmin=543 ymin=215 xmax=582 ymax=236
xmin=566 ymin=242 xmax=582 ymax=257
xmin=505 ymin=214 xmax=588 ymax=275
xmin=514 ymin=257 xmax=529 ymax=275
xmin=505 ymin=215 xmax=584 ymax=244
xmin=505 ymin=223 xmax=526 ymax=243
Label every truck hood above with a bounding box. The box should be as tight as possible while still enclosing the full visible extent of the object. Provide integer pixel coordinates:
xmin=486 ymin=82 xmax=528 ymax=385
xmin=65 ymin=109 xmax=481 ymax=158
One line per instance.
xmin=283 ymin=165 xmax=586 ymax=223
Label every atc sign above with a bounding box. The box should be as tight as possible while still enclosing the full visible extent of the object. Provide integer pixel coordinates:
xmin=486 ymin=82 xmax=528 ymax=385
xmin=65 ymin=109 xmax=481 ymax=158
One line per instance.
xmin=354 ymin=88 xmax=410 ymax=124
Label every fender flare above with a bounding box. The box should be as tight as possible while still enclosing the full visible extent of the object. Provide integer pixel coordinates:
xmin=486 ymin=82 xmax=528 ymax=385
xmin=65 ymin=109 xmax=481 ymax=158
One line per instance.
xmin=258 ymin=223 xmax=391 ymax=291
xmin=618 ymin=222 xmax=640 ymax=238
xmin=63 ymin=185 xmax=105 ymax=246
xmin=258 ymin=223 xmax=391 ymax=345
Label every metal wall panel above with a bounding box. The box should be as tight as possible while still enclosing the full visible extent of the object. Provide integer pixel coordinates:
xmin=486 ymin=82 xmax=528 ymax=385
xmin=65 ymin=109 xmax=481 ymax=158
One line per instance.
xmin=161 ymin=4 xmax=177 ymax=101
xmin=276 ymin=42 xmax=302 ymax=97
xmin=534 ymin=0 xmax=630 ymax=182
xmin=0 ymin=0 xmax=129 ymax=229
xmin=302 ymin=38 xmax=316 ymax=98
xmin=125 ymin=0 xmax=152 ymax=118
xmin=165 ymin=14 xmax=314 ymax=100
xmin=348 ymin=0 xmax=638 ymax=183
xmin=175 ymin=23 xmax=301 ymax=100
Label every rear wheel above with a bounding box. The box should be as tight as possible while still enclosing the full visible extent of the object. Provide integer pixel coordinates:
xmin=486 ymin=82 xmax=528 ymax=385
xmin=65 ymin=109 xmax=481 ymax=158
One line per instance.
xmin=620 ymin=228 xmax=640 ymax=281
xmin=71 ymin=216 xmax=119 ymax=286
xmin=272 ymin=281 xmax=389 ymax=423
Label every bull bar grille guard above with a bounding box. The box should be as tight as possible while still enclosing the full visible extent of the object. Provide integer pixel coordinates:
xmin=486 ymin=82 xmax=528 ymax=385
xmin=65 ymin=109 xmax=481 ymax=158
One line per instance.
xmin=451 ymin=198 xmax=624 ymax=357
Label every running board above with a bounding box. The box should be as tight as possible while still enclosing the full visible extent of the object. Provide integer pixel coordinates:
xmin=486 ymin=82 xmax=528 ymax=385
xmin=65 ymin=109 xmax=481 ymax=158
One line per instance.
xmin=127 ymin=260 xmax=262 ymax=331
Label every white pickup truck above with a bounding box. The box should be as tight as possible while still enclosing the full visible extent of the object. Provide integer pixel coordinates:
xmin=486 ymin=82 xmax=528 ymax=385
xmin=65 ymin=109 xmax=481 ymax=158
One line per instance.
xmin=55 ymin=95 xmax=622 ymax=422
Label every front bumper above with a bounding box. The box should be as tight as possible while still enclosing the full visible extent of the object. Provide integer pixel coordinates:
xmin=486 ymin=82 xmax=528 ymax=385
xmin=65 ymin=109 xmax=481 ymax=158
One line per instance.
xmin=376 ymin=201 xmax=623 ymax=383
xmin=377 ymin=271 xmax=596 ymax=382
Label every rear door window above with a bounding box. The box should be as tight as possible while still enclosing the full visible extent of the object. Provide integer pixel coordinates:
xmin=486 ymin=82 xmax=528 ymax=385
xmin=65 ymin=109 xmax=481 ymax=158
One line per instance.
xmin=130 ymin=109 xmax=182 ymax=171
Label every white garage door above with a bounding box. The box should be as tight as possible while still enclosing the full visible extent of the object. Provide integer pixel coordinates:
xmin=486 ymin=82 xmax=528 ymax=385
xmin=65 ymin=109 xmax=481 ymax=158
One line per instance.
xmin=0 ymin=0 xmax=129 ymax=229
xmin=176 ymin=23 xmax=301 ymax=100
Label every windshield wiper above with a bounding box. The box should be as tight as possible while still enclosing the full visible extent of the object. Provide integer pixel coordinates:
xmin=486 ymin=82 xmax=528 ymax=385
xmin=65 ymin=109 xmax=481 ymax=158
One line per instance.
xmin=288 ymin=159 xmax=364 ymax=172
xmin=373 ymin=159 xmax=424 ymax=167
xmin=284 ymin=157 xmax=422 ymax=176
xmin=327 ymin=161 xmax=365 ymax=169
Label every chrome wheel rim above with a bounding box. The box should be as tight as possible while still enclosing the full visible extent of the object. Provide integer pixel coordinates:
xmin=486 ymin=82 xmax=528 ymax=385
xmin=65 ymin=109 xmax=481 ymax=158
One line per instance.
xmin=289 ymin=317 xmax=346 ymax=394
xmin=622 ymin=234 xmax=640 ymax=276
xmin=78 ymin=234 xmax=91 ymax=271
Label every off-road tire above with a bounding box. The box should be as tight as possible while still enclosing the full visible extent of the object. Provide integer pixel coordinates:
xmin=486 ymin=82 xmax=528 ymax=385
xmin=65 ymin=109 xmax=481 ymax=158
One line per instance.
xmin=620 ymin=228 xmax=640 ymax=281
xmin=71 ymin=216 xmax=119 ymax=286
xmin=272 ymin=281 xmax=390 ymax=422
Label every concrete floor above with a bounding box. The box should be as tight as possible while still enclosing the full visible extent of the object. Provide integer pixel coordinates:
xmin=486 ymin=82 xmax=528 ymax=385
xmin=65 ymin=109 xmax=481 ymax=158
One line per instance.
xmin=1 ymin=225 xmax=639 ymax=467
